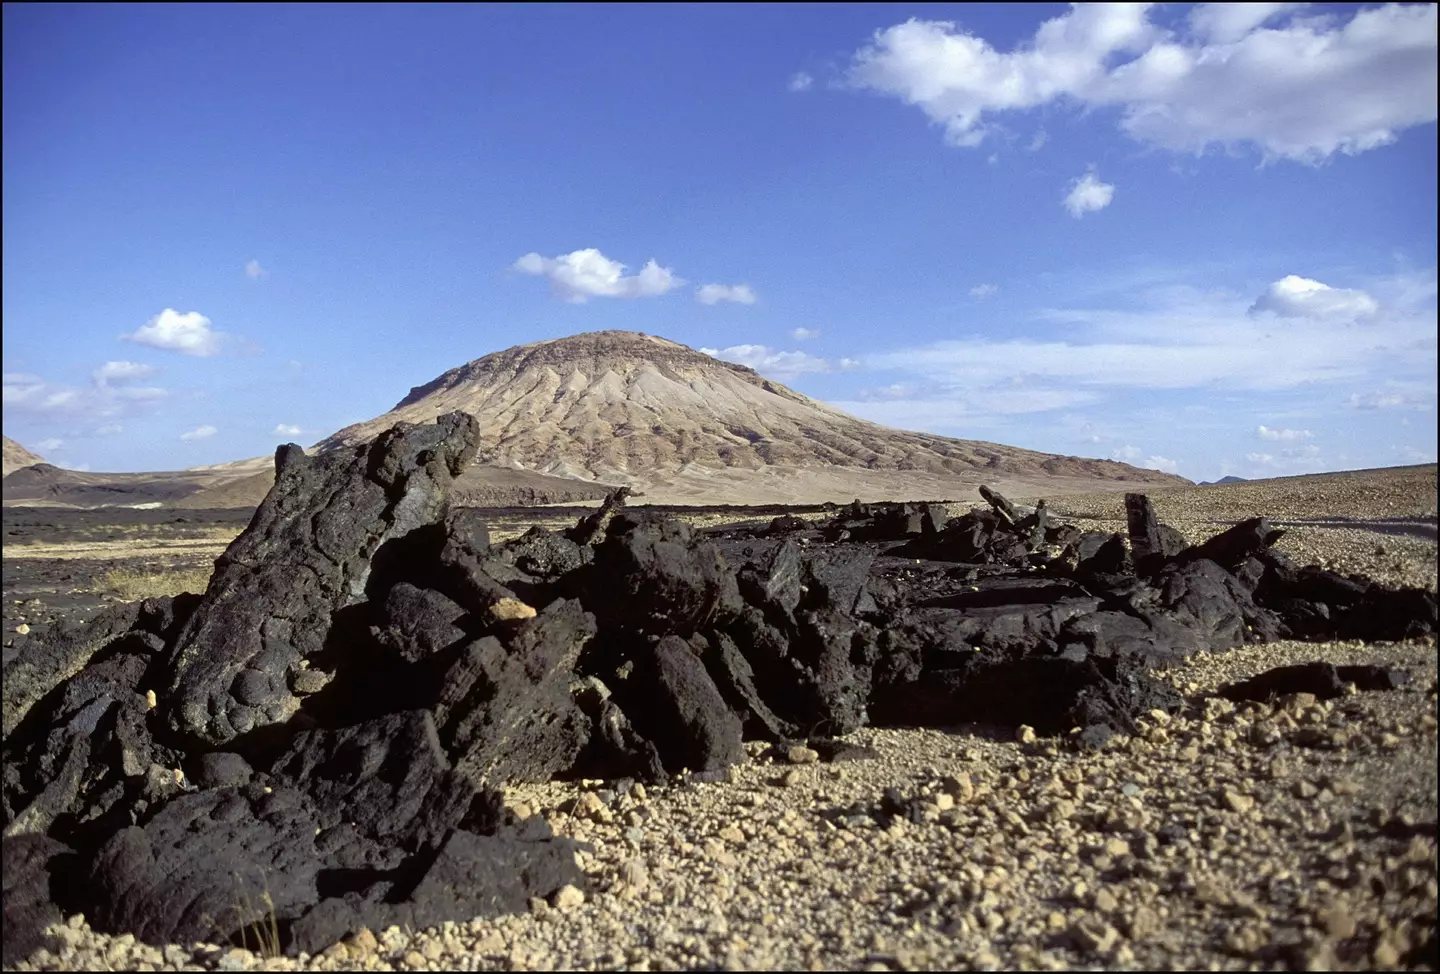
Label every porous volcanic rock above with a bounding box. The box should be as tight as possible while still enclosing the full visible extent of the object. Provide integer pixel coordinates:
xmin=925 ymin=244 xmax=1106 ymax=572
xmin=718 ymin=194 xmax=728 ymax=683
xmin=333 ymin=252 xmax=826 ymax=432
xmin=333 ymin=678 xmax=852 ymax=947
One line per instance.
xmin=3 ymin=412 xmax=1436 ymax=963
xmin=166 ymin=413 xmax=482 ymax=746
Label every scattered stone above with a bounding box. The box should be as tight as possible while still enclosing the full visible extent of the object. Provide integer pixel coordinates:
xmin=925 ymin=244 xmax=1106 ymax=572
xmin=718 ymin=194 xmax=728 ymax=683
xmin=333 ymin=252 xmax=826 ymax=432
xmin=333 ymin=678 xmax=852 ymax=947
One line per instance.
xmin=550 ymin=884 xmax=585 ymax=911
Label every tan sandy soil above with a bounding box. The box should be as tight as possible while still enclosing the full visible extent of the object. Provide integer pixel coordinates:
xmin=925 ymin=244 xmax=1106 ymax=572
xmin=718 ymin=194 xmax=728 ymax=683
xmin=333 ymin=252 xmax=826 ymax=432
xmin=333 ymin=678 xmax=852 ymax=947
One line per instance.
xmin=6 ymin=465 xmax=1437 ymax=973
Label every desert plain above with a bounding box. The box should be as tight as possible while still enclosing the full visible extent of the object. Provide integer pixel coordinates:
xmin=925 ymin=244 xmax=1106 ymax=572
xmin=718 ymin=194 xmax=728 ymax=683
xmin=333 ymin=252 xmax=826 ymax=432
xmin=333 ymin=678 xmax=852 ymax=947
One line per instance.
xmin=2 ymin=462 xmax=1436 ymax=973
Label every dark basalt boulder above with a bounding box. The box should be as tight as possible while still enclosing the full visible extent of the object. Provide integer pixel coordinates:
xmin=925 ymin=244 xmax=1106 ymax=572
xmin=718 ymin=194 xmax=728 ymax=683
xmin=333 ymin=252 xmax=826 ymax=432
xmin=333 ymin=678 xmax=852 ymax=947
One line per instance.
xmin=590 ymin=513 xmax=743 ymax=636
xmin=869 ymin=651 xmax=1182 ymax=744
xmin=84 ymin=784 xmax=325 ymax=949
xmin=166 ymin=413 xmax=481 ymax=746
xmin=1219 ymin=661 xmax=1411 ymax=702
xmin=433 ymin=599 xmax=594 ymax=784
xmin=622 ymin=635 xmax=745 ymax=774
xmin=3 ymin=601 xmax=146 ymax=739
xmin=288 ymin=823 xmax=583 ymax=957
xmin=271 ymin=710 xmax=477 ymax=857
xmin=2 ymin=834 xmax=71 ymax=967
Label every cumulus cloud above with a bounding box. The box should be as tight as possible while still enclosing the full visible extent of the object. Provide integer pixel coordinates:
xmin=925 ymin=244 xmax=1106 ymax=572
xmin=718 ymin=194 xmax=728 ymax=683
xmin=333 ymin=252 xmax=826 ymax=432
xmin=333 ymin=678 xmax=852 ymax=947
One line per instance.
xmin=1257 ymin=425 xmax=1312 ymax=441
xmin=700 ymin=344 xmax=856 ymax=379
xmin=791 ymin=327 xmax=821 ymax=341
xmin=36 ymin=437 xmax=63 ymax=452
xmin=970 ymin=283 xmax=999 ymax=298
xmin=1144 ymin=455 xmax=1179 ymax=474
xmin=92 ymin=361 xmax=160 ymax=387
xmin=789 ymin=71 xmax=814 ymax=92
xmin=245 ymin=259 xmax=267 ymax=280
xmin=512 ymin=249 xmax=682 ymax=303
xmin=123 ymin=309 xmax=222 ymax=356
xmin=1111 ymin=444 xmax=1143 ymax=461
xmin=180 ymin=425 xmax=217 ymax=441
xmin=846 ymin=4 xmax=1437 ymax=163
xmin=1249 ymin=275 xmax=1379 ymax=321
xmin=1064 ymin=170 xmax=1115 ymax=218
xmin=696 ymin=283 xmax=757 ymax=305
xmin=274 ymin=423 xmax=303 ymax=436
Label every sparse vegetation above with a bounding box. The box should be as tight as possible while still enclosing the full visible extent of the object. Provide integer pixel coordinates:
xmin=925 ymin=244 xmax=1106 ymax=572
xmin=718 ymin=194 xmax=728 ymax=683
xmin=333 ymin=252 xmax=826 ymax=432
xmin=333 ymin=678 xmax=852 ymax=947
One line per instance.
xmin=98 ymin=566 xmax=213 ymax=600
xmin=234 ymin=885 xmax=283 ymax=960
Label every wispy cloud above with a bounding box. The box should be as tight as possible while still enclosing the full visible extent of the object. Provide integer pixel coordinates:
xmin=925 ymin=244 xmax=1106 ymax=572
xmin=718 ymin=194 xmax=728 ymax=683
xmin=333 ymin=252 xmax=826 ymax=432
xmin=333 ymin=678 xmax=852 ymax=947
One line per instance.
xmin=791 ymin=327 xmax=821 ymax=341
xmin=180 ymin=424 xmax=217 ymax=441
xmin=969 ymin=283 xmax=998 ymax=298
xmin=512 ymin=248 xmax=682 ymax=303
xmin=697 ymin=283 xmax=757 ymax=305
xmin=122 ymin=309 xmax=223 ymax=356
xmin=274 ymin=423 xmax=303 ymax=436
xmin=92 ymin=360 xmax=160 ymax=387
xmin=831 ymin=268 xmax=1437 ymax=454
xmin=701 ymin=344 xmax=857 ymax=379
xmin=3 ymin=366 xmax=168 ymax=418
xmin=1063 ymin=170 xmax=1114 ymax=219
xmin=788 ymin=71 xmax=814 ymax=92
xmin=245 ymin=259 xmax=267 ymax=280
xmin=1256 ymin=425 xmax=1313 ymax=441
xmin=845 ymin=4 xmax=1437 ymax=163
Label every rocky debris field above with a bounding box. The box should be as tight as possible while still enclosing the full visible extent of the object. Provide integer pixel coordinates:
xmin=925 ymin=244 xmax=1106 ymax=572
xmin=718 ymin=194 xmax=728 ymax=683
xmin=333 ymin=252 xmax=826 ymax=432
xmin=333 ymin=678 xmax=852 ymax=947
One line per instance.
xmin=3 ymin=415 xmax=1436 ymax=971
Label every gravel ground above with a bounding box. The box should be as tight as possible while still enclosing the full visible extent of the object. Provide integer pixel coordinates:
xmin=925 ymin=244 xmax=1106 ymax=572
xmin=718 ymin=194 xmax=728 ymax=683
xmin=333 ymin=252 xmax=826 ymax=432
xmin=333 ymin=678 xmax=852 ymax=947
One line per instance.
xmin=6 ymin=467 xmax=1437 ymax=972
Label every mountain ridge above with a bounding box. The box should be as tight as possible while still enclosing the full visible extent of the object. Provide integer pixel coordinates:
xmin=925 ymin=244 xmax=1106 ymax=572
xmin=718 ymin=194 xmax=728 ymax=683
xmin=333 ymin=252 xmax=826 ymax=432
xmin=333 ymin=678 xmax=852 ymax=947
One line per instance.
xmin=2 ymin=436 xmax=47 ymax=478
xmin=316 ymin=330 xmax=1190 ymax=504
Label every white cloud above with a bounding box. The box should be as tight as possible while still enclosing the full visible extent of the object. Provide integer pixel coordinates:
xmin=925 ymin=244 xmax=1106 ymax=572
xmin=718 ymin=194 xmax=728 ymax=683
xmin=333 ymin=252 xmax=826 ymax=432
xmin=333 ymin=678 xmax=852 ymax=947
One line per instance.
xmin=846 ymin=4 xmax=1438 ymax=163
xmin=123 ymin=309 xmax=222 ymax=356
xmin=245 ymin=259 xmax=267 ymax=280
xmin=180 ymin=425 xmax=217 ymax=441
xmin=36 ymin=437 xmax=63 ymax=452
xmin=700 ymin=344 xmax=855 ymax=379
xmin=1064 ymin=170 xmax=1115 ymax=218
xmin=864 ymin=277 xmax=1436 ymax=395
xmin=274 ymin=423 xmax=303 ymax=436
xmin=3 ymin=369 xmax=167 ymax=418
xmin=1111 ymin=444 xmax=1143 ymax=461
xmin=512 ymin=249 xmax=682 ymax=303
xmin=94 ymin=423 xmax=124 ymax=436
xmin=970 ymin=283 xmax=999 ymax=298
xmin=1144 ymin=455 xmax=1179 ymax=474
xmin=1245 ymin=451 xmax=1276 ymax=465
xmin=697 ymin=283 xmax=757 ymax=305
xmin=1249 ymin=275 xmax=1379 ymax=321
xmin=1027 ymin=130 xmax=1048 ymax=152
xmin=92 ymin=360 xmax=160 ymax=387
xmin=789 ymin=71 xmax=814 ymax=92
xmin=1346 ymin=391 xmax=1430 ymax=410
xmin=1187 ymin=3 xmax=1299 ymax=45
xmin=1256 ymin=425 xmax=1312 ymax=441
xmin=791 ymin=327 xmax=821 ymax=341
xmin=857 ymin=382 xmax=917 ymax=402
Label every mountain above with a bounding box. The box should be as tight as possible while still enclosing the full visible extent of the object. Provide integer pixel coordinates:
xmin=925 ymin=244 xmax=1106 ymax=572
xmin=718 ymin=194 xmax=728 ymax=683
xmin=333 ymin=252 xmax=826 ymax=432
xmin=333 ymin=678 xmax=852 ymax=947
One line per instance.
xmin=1200 ymin=475 xmax=1248 ymax=486
xmin=317 ymin=331 xmax=1190 ymax=504
xmin=2 ymin=436 xmax=47 ymax=477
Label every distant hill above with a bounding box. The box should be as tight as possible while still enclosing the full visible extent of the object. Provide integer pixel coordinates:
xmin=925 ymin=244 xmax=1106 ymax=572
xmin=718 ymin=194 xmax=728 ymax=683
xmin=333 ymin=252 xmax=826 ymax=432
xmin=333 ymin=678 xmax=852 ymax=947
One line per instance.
xmin=316 ymin=330 xmax=1192 ymax=505
xmin=2 ymin=435 xmax=46 ymax=477
xmin=1199 ymin=475 xmax=1248 ymax=486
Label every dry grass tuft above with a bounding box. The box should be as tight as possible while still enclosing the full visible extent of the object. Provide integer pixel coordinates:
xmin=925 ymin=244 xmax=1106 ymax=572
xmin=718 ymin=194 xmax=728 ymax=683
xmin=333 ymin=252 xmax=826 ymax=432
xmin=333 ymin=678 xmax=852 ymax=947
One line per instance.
xmin=98 ymin=567 xmax=213 ymax=600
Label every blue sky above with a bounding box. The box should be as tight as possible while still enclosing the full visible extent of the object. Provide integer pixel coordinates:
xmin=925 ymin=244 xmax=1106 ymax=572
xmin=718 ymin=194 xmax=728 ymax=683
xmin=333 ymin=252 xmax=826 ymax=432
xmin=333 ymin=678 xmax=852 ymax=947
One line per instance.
xmin=4 ymin=2 xmax=1436 ymax=481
